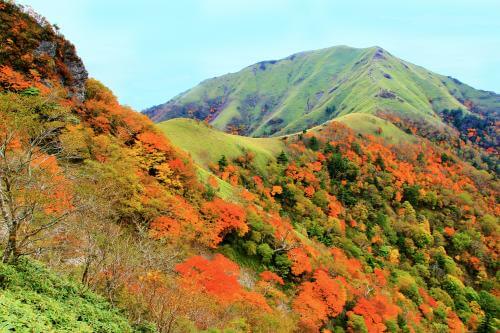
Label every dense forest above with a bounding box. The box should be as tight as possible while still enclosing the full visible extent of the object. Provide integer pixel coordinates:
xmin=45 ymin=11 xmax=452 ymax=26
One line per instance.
xmin=0 ymin=1 xmax=498 ymax=332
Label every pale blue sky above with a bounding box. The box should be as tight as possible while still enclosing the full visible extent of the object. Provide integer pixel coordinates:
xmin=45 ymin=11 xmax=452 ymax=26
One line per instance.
xmin=18 ymin=0 xmax=500 ymax=110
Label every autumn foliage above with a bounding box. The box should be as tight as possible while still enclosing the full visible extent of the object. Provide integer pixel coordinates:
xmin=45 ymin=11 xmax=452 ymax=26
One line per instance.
xmin=201 ymin=198 xmax=248 ymax=247
xmin=175 ymin=254 xmax=271 ymax=311
xmin=294 ymin=270 xmax=347 ymax=332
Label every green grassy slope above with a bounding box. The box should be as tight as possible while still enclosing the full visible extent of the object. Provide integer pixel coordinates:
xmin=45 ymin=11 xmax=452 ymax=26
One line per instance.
xmin=334 ymin=113 xmax=416 ymax=145
xmin=144 ymin=45 xmax=498 ymax=138
xmin=0 ymin=258 xmax=141 ymax=333
xmin=157 ymin=118 xmax=284 ymax=172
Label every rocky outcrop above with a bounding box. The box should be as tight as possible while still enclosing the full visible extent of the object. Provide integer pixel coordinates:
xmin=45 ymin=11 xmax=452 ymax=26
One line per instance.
xmin=0 ymin=2 xmax=88 ymax=102
xmin=62 ymin=46 xmax=88 ymax=102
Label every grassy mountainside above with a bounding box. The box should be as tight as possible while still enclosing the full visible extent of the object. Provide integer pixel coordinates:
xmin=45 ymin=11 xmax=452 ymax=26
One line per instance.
xmin=144 ymin=45 xmax=499 ymax=138
xmin=158 ymin=118 xmax=284 ymax=171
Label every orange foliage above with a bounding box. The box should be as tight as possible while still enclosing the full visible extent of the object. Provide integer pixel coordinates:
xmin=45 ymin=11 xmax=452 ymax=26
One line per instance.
xmin=293 ymin=270 xmax=347 ymax=332
xmin=373 ymin=268 xmax=387 ymax=287
xmin=328 ymin=195 xmax=343 ymax=218
xmin=304 ymin=185 xmax=315 ymax=198
xmin=31 ymin=155 xmax=73 ymax=215
xmin=253 ymin=175 xmax=264 ymax=189
xmin=149 ymin=216 xmax=181 ymax=238
xmin=260 ymin=270 xmax=285 ymax=285
xmin=201 ymin=198 xmax=248 ymax=247
xmin=271 ymin=185 xmax=283 ymax=196
xmin=444 ymin=226 xmax=455 ymax=237
xmin=208 ymin=175 xmax=219 ymax=189
xmin=175 ymin=254 xmax=271 ymax=311
xmin=0 ymin=65 xmax=31 ymax=91
xmin=352 ymin=294 xmax=399 ymax=333
xmin=288 ymin=247 xmax=313 ymax=276
xmin=330 ymin=248 xmax=363 ymax=279
xmin=447 ymin=310 xmax=465 ymax=333
xmin=137 ymin=131 xmax=172 ymax=153
xmin=418 ymin=288 xmax=438 ymax=308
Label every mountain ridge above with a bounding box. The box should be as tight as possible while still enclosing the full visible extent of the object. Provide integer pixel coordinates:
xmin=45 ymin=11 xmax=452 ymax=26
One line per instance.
xmin=144 ymin=45 xmax=499 ymax=140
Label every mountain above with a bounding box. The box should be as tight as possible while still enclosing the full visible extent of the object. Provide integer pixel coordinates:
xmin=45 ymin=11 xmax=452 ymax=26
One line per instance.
xmin=2 ymin=2 xmax=499 ymax=333
xmin=144 ymin=45 xmax=499 ymax=141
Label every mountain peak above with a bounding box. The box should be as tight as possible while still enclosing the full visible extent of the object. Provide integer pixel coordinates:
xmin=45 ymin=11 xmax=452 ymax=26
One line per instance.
xmin=144 ymin=46 xmax=498 ymax=140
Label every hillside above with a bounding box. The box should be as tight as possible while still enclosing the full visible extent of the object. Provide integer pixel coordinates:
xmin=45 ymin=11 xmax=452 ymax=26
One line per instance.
xmin=1 ymin=2 xmax=499 ymax=333
xmin=144 ymin=45 xmax=499 ymax=140
xmin=158 ymin=118 xmax=284 ymax=171
xmin=0 ymin=258 xmax=141 ymax=332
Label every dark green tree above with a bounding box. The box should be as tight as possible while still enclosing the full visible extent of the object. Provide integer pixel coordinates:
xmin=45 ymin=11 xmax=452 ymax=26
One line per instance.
xmin=218 ymin=155 xmax=228 ymax=170
xmin=308 ymin=136 xmax=320 ymax=151
xmin=277 ymin=151 xmax=289 ymax=164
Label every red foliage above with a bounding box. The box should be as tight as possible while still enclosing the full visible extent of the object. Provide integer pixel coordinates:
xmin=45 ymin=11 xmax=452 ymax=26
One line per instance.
xmin=149 ymin=216 xmax=181 ymax=238
xmin=352 ymin=294 xmax=399 ymax=333
xmin=260 ymin=270 xmax=284 ymax=285
xmin=201 ymin=198 xmax=248 ymax=247
xmin=293 ymin=270 xmax=347 ymax=332
xmin=288 ymin=247 xmax=313 ymax=276
xmin=175 ymin=254 xmax=271 ymax=311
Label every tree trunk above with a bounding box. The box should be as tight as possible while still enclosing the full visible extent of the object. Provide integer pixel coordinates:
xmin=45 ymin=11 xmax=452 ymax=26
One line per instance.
xmin=2 ymin=226 xmax=17 ymax=263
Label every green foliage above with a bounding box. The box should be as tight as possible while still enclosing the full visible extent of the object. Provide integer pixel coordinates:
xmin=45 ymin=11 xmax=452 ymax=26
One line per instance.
xmin=308 ymin=136 xmax=320 ymax=151
xmin=20 ymin=86 xmax=40 ymax=96
xmin=347 ymin=313 xmax=368 ymax=333
xmin=277 ymin=150 xmax=289 ymax=164
xmin=257 ymin=243 xmax=273 ymax=264
xmin=218 ymin=155 xmax=228 ymax=169
xmin=402 ymin=185 xmax=420 ymax=207
xmin=451 ymin=232 xmax=472 ymax=252
xmin=0 ymin=258 xmax=140 ymax=332
xmin=157 ymin=119 xmax=284 ymax=173
xmin=327 ymin=153 xmax=359 ymax=182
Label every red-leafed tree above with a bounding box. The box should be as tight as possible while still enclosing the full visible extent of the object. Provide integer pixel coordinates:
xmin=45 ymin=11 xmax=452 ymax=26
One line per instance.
xmin=260 ymin=270 xmax=285 ymax=285
xmin=288 ymin=247 xmax=313 ymax=276
xmin=175 ymin=254 xmax=271 ymax=312
xmin=201 ymin=198 xmax=248 ymax=247
xmin=352 ymin=294 xmax=399 ymax=333
xmin=293 ymin=270 xmax=347 ymax=332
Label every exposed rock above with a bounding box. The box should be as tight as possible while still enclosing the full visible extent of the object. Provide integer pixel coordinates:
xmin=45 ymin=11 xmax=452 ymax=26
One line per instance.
xmin=33 ymin=40 xmax=88 ymax=102
xmin=376 ymin=89 xmax=397 ymax=99
xmin=63 ymin=47 xmax=88 ymax=102
xmin=34 ymin=40 xmax=56 ymax=57
xmin=373 ymin=48 xmax=386 ymax=60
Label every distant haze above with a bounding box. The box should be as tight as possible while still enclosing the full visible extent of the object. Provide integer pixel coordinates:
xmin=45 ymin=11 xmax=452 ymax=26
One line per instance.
xmin=18 ymin=0 xmax=500 ymax=110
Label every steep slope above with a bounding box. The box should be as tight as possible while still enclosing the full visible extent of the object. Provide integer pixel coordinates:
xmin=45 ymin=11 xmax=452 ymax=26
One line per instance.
xmin=144 ymin=45 xmax=499 ymax=138
xmin=0 ymin=258 xmax=139 ymax=332
xmin=0 ymin=1 xmax=87 ymax=100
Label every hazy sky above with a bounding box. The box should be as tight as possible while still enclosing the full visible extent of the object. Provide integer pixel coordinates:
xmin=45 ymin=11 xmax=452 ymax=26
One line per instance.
xmin=18 ymin=0 xmax=500 ymax=110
